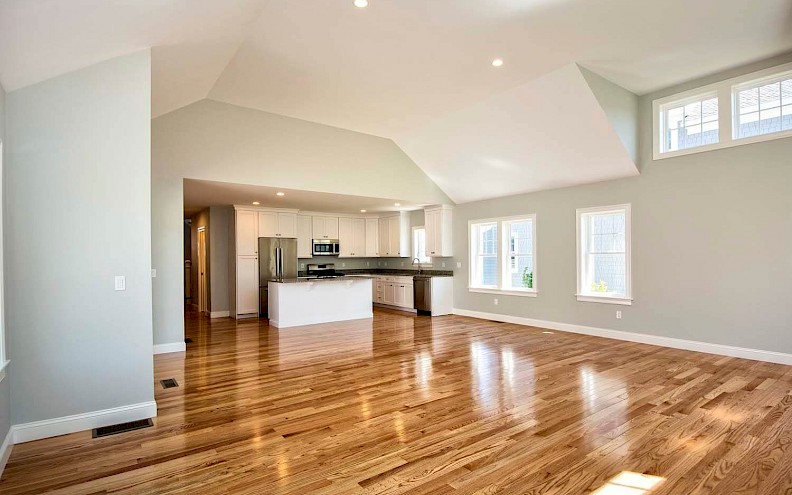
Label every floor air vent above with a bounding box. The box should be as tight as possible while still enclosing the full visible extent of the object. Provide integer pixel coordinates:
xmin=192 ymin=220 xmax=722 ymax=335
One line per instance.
xmin=184 ymin=337 xmax=193 ymax=343
xmin=160 ymin=378 xmax=179 ymax=389
xmin=92 ymin=418 xmax=152 ymax=438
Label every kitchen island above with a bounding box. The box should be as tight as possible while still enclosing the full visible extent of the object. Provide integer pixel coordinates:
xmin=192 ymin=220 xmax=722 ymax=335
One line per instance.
xmin=268 ymin=277 xmax=373 ymax=328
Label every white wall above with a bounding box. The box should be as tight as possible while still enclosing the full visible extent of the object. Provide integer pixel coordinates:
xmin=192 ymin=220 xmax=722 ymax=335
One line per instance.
xmin=5 ymin=51 xmax=154 ymax=426
xmin=451 ymin=54 xmax=792 ymax=356
xmin=0 ymin=80 xmax=10 ymax=449
xmin=152 ymin=99 xmax=451 ymax=346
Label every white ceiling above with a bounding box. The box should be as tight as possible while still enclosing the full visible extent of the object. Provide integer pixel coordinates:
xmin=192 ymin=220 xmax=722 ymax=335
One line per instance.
xmin=2 ymin=0 xmax=791 ymax=203
xmin=183 ymin=179 xmax=424 ymax=217
xmin=397 ymin=64 xmax=639 ymax=203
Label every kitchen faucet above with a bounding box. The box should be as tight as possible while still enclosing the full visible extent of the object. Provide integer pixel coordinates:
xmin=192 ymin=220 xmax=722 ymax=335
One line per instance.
xmin=412 ymin=257 xmax=423 ymax=275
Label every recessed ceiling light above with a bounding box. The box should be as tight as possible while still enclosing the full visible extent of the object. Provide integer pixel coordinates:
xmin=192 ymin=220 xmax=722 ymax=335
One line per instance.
xmin=360 ymin=209 xmax=367 ymax=213
xmin=354 ymin=0 xmax=368 ymax=7
xmin=394 ymin=203 xmax=401 ymax=207
xmin=252 ymin=201 xmax=260 ymax=205
xmin=492 ymin=58 xmax=504 ymax=67
xmin=542 ymin=331 xmax=553 ymax=334
xmin=276 ymin=192 xmax=285 ymax=196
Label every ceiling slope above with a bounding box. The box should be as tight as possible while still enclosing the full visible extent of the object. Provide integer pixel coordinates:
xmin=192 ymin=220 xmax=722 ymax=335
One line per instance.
xmin=396 ymin=64 xmax=639 ymax=204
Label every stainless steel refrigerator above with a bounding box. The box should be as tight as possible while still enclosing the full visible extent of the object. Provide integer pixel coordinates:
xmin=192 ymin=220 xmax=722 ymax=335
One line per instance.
xmin=258 ymin=237 xmax=298 ymax=317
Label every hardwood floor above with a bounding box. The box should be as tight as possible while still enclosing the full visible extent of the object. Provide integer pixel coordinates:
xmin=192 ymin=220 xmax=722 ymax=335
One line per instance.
xmin=2 ymin=309 xmax=792 ymax=494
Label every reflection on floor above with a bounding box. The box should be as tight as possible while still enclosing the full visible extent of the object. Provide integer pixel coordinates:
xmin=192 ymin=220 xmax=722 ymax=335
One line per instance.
xmin=2 ymin=308 xmax=792 ymax=494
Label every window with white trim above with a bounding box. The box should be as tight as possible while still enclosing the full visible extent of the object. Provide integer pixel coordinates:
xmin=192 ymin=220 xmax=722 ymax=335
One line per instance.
xmin=734 ymin=72 xmax=792 ymax=139
xmin=412 ymin=226 xmax=431 ymax=265
xmin=577 ymin=205 xmax=631 ymax=305
xmin=469 ymin=215 xmax=536 ymax=296
xmin=653 ymin=61 xmax=792 ymax=160
xmin=658 ymin=93 xmax=719 ymax=154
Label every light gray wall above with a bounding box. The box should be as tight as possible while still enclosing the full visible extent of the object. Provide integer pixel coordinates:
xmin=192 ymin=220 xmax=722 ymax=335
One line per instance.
xmin=208 ymin=206 xmax=230 ymax=312
xmin=452 ymin=54 xmax=792 ymax=354
xmin=152 ymin=99 xmax=452 ymax=345
xmin=0 ymin=80 xmax=10 ymax=443
xmin=5 ymin=51 xmax=154 ymax=424
xmin=579 ymin=66 xmax=639 ymax=164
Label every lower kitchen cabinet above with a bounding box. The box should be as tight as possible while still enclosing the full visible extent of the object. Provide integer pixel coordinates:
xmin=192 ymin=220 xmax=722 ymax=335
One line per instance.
xmin=374 ymin=276 xmax=414 ymax=311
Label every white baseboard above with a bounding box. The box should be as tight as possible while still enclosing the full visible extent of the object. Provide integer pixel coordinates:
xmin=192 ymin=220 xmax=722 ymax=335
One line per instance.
xmin=0 ymin=426 xmax=13 ymax=478
xmin=209 ymin=310 xmax=230 ymax=318
xmin=12 ymin=401 xmax=157 ymax=444
xmin=153 ymin=342 xmax=186 ymax=354
xmin=452 ymin=308 xmax=792 ymax=365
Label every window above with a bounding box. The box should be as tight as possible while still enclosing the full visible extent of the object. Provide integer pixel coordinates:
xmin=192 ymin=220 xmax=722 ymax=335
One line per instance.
xmin=412 ymin=227 xmax=430 ymax=265
xmin=469 ymin=215 xmax=536 ymax=296
xmin=577 ymin=204 xmax=631 ymax=305
xmin=658 ymin=93 xmax=719 ymax=154
xmin=653 ymin=61 xmax=792 ymax=159
xmin=734 ymin=72 xmax=792 ymax=139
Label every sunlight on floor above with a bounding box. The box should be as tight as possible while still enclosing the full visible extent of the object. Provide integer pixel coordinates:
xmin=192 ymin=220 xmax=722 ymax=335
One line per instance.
xmin=590 ymin=471 xmax=665 ymax=494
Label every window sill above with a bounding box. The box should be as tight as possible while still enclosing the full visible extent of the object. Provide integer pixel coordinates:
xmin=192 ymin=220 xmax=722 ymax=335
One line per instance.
xmin=469 ymin=287 xmax=538 ymax=297
xmin=576 ymin=294 xmax=632 ymax=306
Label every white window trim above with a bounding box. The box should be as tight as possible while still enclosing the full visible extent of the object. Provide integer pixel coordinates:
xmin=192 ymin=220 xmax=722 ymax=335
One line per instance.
xmin=653 ymin=61 xmax=792 ymax=160
xmin=411 ymin=226 xmax=432 ymax=267
xmin=468 ymin=214 xmax=538 ymax=297
xmin=576 ymin=204 xmax=632 ymax=306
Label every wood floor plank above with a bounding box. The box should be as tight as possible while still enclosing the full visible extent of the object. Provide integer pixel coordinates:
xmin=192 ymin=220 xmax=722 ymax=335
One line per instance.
xmin=1 ymin=308 xmax=791 ymax=494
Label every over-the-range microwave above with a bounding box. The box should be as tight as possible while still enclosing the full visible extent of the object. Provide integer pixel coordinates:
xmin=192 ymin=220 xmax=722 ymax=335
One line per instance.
xmin=312 ymin=239 xmax=340 ymax=256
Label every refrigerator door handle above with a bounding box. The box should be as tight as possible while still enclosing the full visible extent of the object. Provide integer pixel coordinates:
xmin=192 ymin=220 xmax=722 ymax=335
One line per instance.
xmin=275 ymin=247 xmax=281 ymax=280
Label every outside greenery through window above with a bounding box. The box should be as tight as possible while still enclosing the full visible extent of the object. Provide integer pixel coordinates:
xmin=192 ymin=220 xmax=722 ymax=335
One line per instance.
xmin=469 ymin=215 xmax=536 ymax=295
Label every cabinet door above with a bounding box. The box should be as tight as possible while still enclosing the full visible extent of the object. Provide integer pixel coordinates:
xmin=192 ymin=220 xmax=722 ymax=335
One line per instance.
xmin=394 ymin=283 xmax=406 ymax=307
xmin=312 ymin=216 xmax=325 ymax=238
xmin=404 ymin=284 xmax=414 ymax=309
xmin=258 ymin=211 xmax=278 ymax=238
xmin=325 ymin=217 xmax=339 ymax=239
xmin=236 ymin=256 xmax=259 ymax=314
xmin=296 ymin=215 xmax=312 ymax=258
xmin=236 ymin=210 xmax=258 ymax=256
xmin=378 ymin=217 xmax=390 ymax=256
xmin=365 ymin=218 xmax=379 ymax=257
xmin=388 ymin=216 xmax=401 ymax=257
xmin=383 ymin=283 xmax=395 ymax=305
xmin=352 ymin=218 xmax=366 ymax=257
xmin=337 ymin=218 xmax=354 ymax=257
xmin=277 ymin=213 xmax=297 ymax=238
xmin=425 ymin=210 xmax=438 ymax=257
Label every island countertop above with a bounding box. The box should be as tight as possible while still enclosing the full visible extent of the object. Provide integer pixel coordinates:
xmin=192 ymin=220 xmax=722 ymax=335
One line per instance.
xmin=273 ymin=276 xmax=375 ymax=284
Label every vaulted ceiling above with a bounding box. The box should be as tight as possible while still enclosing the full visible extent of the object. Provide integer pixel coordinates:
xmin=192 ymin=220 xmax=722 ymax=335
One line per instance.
xmin=2 ymin=0 xmax=791 ymax=202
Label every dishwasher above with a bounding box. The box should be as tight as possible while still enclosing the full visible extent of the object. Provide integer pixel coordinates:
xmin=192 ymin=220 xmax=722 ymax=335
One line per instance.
xmin=413 ymin=276 xmax=432 ymax=315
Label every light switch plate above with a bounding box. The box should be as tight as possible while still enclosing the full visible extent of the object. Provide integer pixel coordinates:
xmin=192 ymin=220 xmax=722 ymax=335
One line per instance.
xmin=115 ymin=276 xmax=126 ymax=291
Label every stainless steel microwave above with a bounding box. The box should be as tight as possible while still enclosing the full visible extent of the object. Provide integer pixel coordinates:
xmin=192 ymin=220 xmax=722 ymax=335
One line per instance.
xmin=312 ymin=239 xmax=340 ymax=256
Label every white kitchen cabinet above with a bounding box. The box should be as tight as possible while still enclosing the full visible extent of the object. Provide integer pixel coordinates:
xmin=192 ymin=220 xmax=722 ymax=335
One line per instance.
xmin=338 ymin=217 xmax=366 ymax=257
xmin=277 ymin=212 xmax=297 ymax=238
xmin=394 ymin=282 xmax=413 ymax=307
xmin=424 ymin=205 xmax=453 ymax=257
xmin=236 ymin=210 xmax=258 ymax=256
xmin=296 ymin=215 xmax=312 ymax=258
xmin=258 ymin=211 xmax=296 ymax=238
xmin=236 ymin=256 xmax=259 ymax=315
xmin=378 ymin=212 xmax=410 ymax=257
xmin=312 ymin=216 xmax=339 ymax=239
xmin=383 ymin=282 xmax=395 ymax=305
xmin=365 ymin=218 xmax=379 ymax=257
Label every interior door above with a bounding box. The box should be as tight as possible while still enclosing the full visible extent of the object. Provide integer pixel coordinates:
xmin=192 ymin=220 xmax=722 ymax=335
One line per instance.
xmin=198 ymin=228 xmax=208 ymax=313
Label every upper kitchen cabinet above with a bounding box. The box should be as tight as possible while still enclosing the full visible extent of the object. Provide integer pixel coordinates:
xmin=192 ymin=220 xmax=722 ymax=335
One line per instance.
xmin=296 ymin=215 xmax=313 ymax=258
xmin=424 ymin=205 xmax=453 ymax=257
xmin=378 ymin=212 xmax=410 ymax=257
xmin=312 ymin=215 xmax=339 ymax=239
xmin=365 ymin=218 xmax=379 ymax=257
xmin=338 ymin=217 xmax=366 ymax=257
xmin=258 ymin=210 xmax=297 ymax=238
xmin=235 ymin=209 xmax=258 ymax=256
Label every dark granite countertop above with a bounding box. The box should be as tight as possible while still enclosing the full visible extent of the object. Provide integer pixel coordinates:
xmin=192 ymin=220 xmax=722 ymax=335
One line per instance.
xmin=297 ymin=269 xmax=454 ymax=278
